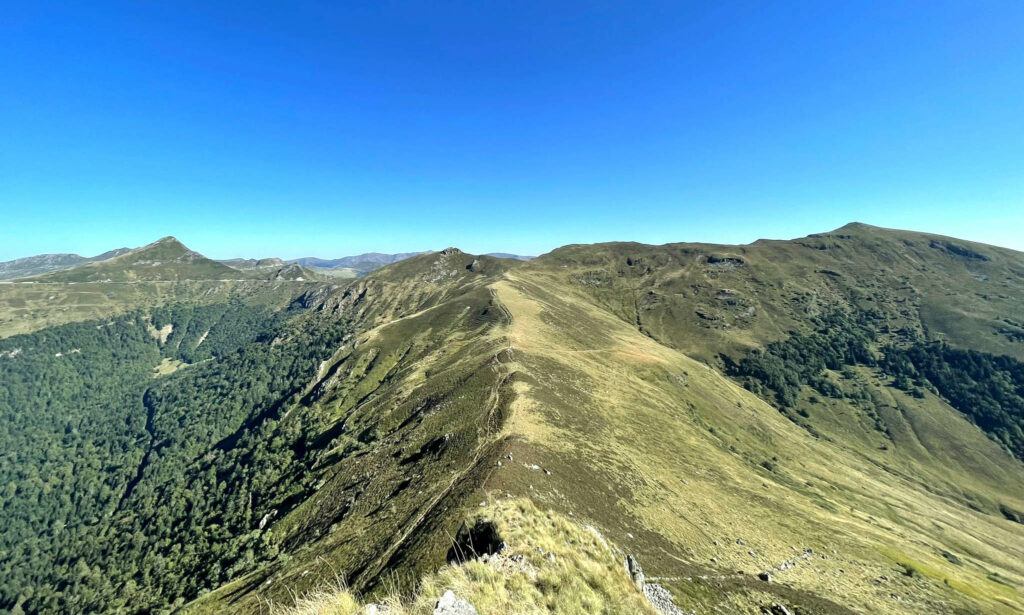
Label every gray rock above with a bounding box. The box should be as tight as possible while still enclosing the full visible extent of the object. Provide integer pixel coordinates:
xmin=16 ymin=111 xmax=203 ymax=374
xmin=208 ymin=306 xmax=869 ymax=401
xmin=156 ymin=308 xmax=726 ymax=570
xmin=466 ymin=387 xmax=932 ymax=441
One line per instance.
xmin=758 ymin=572 xmax=772 ymax=582
xmin=643 ymin=583 xmax=688 ymax=615
xmin=626 ymin=554 xmax=645 ymax=589
xmin=433 ymin=590 xmax=478 ymax=615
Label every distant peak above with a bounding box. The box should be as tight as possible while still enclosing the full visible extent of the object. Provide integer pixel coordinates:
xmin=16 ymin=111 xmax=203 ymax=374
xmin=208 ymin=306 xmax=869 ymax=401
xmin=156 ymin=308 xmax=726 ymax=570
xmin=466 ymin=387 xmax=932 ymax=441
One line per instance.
xmin=133 ymin=235 xmax=199 ymax=258
xmin=439 ymin=247 xmax=464 ymax=256
xmin=833 ymin=222 xmax=875 ymax=232
xmin=140 ymin=236 xmax=191 ymax=251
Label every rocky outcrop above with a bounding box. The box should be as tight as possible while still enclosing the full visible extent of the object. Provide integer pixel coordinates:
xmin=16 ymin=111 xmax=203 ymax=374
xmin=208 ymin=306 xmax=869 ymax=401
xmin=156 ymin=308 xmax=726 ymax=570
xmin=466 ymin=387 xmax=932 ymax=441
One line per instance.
xmin=626 ymin=554 xmax=645 ymax=589
xmin=626 ymin=554 xmax=693 ymax=615
xmin=432 ymin=590 xmax=478 ymax=615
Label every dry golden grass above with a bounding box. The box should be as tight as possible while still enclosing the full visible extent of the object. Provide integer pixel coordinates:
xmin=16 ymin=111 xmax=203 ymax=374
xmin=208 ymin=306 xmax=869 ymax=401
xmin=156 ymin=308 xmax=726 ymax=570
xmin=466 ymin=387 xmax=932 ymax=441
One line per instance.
xmin=271 ymin=498 xmax=658 ymax=615
xmin=485 ymin=270 xmax=1024 ymax=614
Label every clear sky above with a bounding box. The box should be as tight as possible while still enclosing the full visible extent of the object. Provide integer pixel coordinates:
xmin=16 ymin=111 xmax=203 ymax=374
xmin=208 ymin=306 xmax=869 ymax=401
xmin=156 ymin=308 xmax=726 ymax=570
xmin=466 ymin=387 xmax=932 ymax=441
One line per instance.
xmin=2 ymin=1 xmax=1022 ymax=260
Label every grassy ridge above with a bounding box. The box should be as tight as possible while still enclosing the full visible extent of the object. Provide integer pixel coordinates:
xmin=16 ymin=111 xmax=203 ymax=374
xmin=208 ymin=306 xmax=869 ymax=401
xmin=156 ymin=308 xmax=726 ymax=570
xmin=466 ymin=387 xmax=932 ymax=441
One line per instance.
xmin=197 ymin=229 xmax=1024 ymax=614
xmin=3 ymin=226 xmax=1023 ymax=613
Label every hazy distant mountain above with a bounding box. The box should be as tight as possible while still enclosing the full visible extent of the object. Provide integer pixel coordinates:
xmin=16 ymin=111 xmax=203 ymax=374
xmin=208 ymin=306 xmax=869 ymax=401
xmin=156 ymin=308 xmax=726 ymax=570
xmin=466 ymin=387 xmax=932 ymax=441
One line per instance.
xmin=288 ymin=251 xmax=532 ymax=277
xmin=218 ymin=257 xmax=287 ymax=270
xmin=485 ymin=252 xmax=534 ymax=261
xmin=288 ymin=252 xmax=428 ymax=276
xmin=0 ymin=248 xmax=130 ymax=280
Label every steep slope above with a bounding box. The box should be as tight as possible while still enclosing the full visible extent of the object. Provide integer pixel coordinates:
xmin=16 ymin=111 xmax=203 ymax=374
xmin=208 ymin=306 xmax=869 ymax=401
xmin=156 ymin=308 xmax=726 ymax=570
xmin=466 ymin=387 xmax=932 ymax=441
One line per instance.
xmin=0 ymin=288 xmax=357 ymax=613
xmin=184 ymin=249 xmax=524 ymax=613
xmin=0 ymin=248 xmax=130 ymax=280
xmin=272 ymin=497 xmax=662 ymax=615
xmin=484 ymin=265 xmax=1024 ymax=614
xmin=190 ymin=228 xmax=1024 ymax=615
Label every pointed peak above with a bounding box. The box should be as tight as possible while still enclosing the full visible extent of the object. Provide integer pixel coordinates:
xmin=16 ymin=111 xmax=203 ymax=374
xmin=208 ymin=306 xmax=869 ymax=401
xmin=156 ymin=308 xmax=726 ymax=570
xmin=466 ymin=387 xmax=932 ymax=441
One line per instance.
xmin=439 ymin=247 xmax=464 ymax=256
xmin=134 ymin=236 xmax=194 ymax=256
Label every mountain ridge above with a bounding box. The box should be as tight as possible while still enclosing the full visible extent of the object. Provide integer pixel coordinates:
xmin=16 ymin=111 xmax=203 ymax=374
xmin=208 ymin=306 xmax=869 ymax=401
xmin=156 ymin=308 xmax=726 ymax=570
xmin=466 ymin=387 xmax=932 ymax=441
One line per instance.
xmin=2 ymin=224 xmax=1023 ymax=614
xmin=184 ymin=223 xmax=1024 ymax=615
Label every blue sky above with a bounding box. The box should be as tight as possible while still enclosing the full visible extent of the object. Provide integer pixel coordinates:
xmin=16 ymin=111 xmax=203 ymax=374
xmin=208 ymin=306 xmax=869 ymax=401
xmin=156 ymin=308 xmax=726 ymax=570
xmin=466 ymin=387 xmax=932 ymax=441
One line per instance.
xmin=2 ymin=1 xmax=1022 ymax=260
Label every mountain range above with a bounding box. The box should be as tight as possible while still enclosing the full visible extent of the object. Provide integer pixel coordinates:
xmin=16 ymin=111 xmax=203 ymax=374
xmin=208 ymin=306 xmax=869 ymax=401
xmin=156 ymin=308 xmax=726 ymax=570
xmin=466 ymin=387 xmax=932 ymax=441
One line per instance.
xmin=1 ymin=247 xmax=533 ymax=283
xmin=1 ymin=223 xmax=1022 ymax=615
xmin=0 ymin=248 xmax=131 ymax=280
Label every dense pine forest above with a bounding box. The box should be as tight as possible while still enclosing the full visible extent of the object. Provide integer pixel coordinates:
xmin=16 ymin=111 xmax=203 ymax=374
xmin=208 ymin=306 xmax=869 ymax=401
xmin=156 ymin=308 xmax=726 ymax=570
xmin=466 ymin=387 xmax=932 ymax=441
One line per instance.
xmin=0 ymin=302 xmax=349 ymax=613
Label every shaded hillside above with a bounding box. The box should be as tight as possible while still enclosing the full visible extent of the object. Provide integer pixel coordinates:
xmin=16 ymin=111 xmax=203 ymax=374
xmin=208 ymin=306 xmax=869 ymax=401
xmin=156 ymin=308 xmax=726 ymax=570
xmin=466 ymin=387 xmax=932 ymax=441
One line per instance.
xmin=0 ymin=297 xmax=351 ymax=613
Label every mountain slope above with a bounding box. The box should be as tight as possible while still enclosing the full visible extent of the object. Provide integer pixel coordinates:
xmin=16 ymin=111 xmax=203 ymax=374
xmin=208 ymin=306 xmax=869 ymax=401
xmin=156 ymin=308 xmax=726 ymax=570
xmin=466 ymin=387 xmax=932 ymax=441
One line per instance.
xmin=185 ymin=227 xmax=1024 ymax=615
xmin=3 ymin=226 xmax=1023 ymax=614
xmin=0 ymin=239 xmax=323 ymax=338
xmin=536 ymin=222 xmax=1024 ymax=363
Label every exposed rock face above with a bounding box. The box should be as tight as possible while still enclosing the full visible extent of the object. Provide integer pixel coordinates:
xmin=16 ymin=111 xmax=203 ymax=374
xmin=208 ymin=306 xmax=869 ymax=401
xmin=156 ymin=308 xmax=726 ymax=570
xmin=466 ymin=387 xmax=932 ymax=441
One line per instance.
xmin=626 ymin=554 xmax=645 ymax=589
xmin=433 ymin=590 xmax=478 ymax=615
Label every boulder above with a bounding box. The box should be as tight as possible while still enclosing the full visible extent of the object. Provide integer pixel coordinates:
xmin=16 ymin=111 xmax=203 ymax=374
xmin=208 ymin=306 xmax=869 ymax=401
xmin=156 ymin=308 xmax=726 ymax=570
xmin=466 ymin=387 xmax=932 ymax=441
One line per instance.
xmin=433 ymin=590 xmax=478 ymax=615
